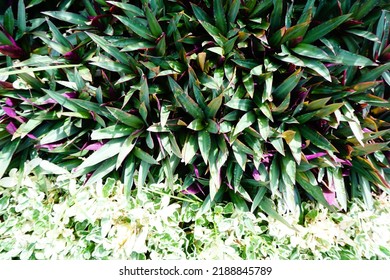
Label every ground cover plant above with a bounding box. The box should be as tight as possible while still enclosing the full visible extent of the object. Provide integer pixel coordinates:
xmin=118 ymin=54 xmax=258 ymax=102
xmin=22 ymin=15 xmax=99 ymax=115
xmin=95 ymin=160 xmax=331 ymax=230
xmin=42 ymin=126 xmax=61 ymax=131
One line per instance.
xmin=1 ymin=170 xmax=389 ymax=259
xmin=0 ymin=0 xmax=390 ymax=259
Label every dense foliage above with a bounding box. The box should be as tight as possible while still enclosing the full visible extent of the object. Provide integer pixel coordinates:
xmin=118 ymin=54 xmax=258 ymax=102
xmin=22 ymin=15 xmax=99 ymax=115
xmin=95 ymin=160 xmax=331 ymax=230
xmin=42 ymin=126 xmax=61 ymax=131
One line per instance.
xmin=0 ymin=0 xmax=389 ymax=220
xmin=1 ymin=170 xmax=389 ymax=259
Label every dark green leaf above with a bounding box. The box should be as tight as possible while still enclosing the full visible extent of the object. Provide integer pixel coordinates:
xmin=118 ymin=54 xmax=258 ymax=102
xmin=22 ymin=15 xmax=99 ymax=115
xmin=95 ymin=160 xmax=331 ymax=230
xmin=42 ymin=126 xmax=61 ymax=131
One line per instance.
xmin=303 ymin=14 xmax=351 ymax=44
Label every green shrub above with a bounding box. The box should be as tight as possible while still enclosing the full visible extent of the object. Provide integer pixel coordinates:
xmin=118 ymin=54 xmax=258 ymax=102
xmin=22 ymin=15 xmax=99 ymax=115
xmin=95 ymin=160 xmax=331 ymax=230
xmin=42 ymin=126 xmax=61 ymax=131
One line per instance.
xmin=0 ymin=0 xmax=389 ymax=218
xmin=1 ymin=170 xmax=389 ymax=259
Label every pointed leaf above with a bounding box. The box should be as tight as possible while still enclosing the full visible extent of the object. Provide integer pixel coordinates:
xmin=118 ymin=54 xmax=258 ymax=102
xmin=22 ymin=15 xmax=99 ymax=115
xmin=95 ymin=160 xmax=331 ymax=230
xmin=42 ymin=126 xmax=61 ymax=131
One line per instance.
xmin=300 ymin=125 xmax=338 ymax=152
xmin=214 ymin=0 xmax=227 ymax=35
xmin=206 ymin=94 xmax=223 ymax=118
xmin=0 ymin=139 xmax=20 ymax=179
xmin=233 ymin=111 xmax=256 ymax=136
xmin=198 ymin=130 xmax=211 ymax=164
xmin=292 ymin=43 xmax=329 ymax=60
xmin=114 ymin=15 xmax=155 ymax=41
xmin=182 ymin=134 xmax=198 ymax=165
xmin=133 ymin=147 xmax=158 ymax=165
xmin=106 ymin=107 xmax=144 ymax=128
xmin=168 ymin=77 xmax=204 ymax=119
xmin=145 ymin=6 xmax=163 ymax=37
xmin=273 ymin=69 xmax=302 ymax=100
xmin=76 ymin=138 xmax=123 ymax=172
xmin=303 ymin=14 xmax=351 ymax=44
xmin=42 ymin=11 xmax=87 ymax=25
xmin=259 ymin=197 xmax=297 ymax=230
xmin=296 ymin=171 xmax=335 ymax=211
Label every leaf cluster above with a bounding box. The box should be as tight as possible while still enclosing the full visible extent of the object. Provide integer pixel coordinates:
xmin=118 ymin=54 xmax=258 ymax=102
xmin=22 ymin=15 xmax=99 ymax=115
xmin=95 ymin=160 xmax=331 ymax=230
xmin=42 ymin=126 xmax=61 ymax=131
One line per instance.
xmin=0 ymin=0 xmax=389 ymax=216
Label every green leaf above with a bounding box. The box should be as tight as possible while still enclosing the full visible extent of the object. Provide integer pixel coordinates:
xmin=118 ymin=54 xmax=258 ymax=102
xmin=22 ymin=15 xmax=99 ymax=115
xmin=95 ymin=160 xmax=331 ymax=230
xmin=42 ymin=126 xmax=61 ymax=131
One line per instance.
xmin=346 ymin=29 xmax=380 ymax=43
xmin=168 ymin=77 xmax=204 ymax=119
xmin=86 ymin=157 xmax=117 ymax=187
xmin=303 ymin=14 xmax=351 ymax=44
xmin=305 ymin=97 xmax=331 ymax=111
xmin=120 ymin=39 xmax=155 ymax=51
xmin=47 ymin=19 xmax=73 ymax=49
xmin=0 ymin=138 xmax=20 ymax=179
xmin=352 ymin=142 xmax=390 ymax=157
xmin=182 ymin=134 xmax=199 ymax=165
xmin=233 ymin=111 xmax=257 ymax=136
xmin=360 ymin=176 xmax=374 ymax=210
xmin=198 ymin=130 xmax=211 ymax=164
xmin=233 ymin=163 xmax=244 ymax=188
xmin=114 ymin=15 xmax=155 ymax=41
xmin=214 ymin=0 xmax=228 ymax=35
xmin=133 ymin=147 xmax=158 ymax=165
xmin=76 ymin=138 xmax=123 ymax=172
xmin=352 ymin=0 xmax=378 ymax=20
xmin=91 ymin=124 xmax=134 ymax=140
xmin=270 ymin=137 xmax=285 ymax=156
xmin=296 ymin=171 xmax=335 ymax=211
xmin=228 ymin=0 xmax=240 ymax=24
xmin=225 ymin=98 xmax=253 ymax=111
xmin=269 ymin=0 xmax=284 ymax=32
xmin=273 ymin=69 xmax=302 ymax=100
xmin=297 ymin=0 xmax=314 ymax=24
xmin=284 ymin=129 xmax=302 ymax=164
xmin=89 ymin=60 xmax=133 ymax=73
xmin=300 ymin=125 xmax=338 ymax=152
xmin=106 ymin=107 xmax=144 ymax=128
xmin=328 ymin=168 xmax=347 ymax=211
xmin=40 ymin=120 xmax=78 ymax=144
xmin=269 ymin=155 xmax=280 ymax=195
xmin=42 ymin=11 xmax=87 ymax=25
xmin=332 ymin=49 xmax=377 ymax=67
xmin=106 ymin=1 xmax=144 ymax=16
xmin=314 ymin=103 xmax=344 ymax=119
xmin=292 ymin=43 xmax=329 ymax=60
xmin=357 ymin=63 xmax=390 ymax=83
xmin=187 ymin=119 xmax=206 ymax=131
xmin=243 ymin=73 xmax=254 ymax=98
xmin=145 ymin=6 xmax=163 ymax=37
xmin=43 ymin=89 xmax=90 ymax=118
xmin=116 ymin=135 xmax=137 ymax=169
xmin=199 ymin=20 xmax=226 ymax=47
xmin=351 ymin=157 xmax=390 ymax=189
xmin=17 ymin=0 xmax=26 ymax=36
xmin=206 ymin=94 xmax=223 ymax=118
xmin=4 ymin=7 xmax=15 ymax=35
xmin=232 ymin=142 xmax=247 ymax=171
xmin=250 ymin=187 xmax=267 ymax=213
xmin=86 ymin=32 xmax=129 ymax=64
xmin=259 ymin=197 xmax=297 ymax=230
xmin=0 ymin=64 xmax=82 ymax=76
xmin=280 ymin=21 xmax=310 ymax=44
xmin=301 ymin=57 xmax=331 ymax=82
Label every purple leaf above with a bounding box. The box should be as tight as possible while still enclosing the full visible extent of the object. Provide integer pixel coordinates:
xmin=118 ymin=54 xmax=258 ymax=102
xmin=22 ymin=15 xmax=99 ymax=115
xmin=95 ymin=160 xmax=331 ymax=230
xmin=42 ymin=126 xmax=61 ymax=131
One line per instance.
xmin=63 ymin=92 xmax=78 ymax=99
xmin=27 ymin=133 xmax=38 ymax=140
xmin=6 ymin=121 xmax=17 ymax=135
xmin=252 ymin=169 xmax=262 ymax=181
xmin=0 ymin=45 xmax=25 ymax=59
xmin=5 ymin=98 xmax=15 ymax=106
xmin=2 ymin=106 xmax=17 ymax=118
xmin=182 ymin=183 xmax=205 ymax=195
xmin=322 ymin=187 xmax=338 ymax=207
xmin=0 ymin=81 xmax=13 ymax=89
xmin=83 ymin=142 xmax=103 ymax=151
xmin=63 ymin=51 xmax=81 ymax=63
xmin=305 ymin=152 xmax=327 ymax=160
xmin=2 ymin=106 xmax=26 ymax=123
